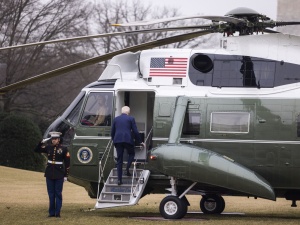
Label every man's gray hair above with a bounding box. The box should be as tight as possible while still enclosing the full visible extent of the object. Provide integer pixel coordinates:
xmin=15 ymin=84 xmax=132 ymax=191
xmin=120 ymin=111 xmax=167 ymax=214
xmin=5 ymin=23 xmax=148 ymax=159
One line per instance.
xmin=121 ymin=106 xmax=130 ymax=114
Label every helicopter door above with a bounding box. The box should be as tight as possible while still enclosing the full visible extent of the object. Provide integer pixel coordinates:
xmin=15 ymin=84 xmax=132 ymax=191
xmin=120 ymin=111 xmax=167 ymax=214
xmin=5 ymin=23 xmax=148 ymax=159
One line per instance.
xmin=71 ymin=91 xmax=114 ymax=172
xmin=113 ymin=91 xmax=155 ymax=163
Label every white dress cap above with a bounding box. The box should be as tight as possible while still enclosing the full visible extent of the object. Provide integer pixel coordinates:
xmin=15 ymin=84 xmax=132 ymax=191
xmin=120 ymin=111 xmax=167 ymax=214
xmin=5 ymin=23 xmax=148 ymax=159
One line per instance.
xmin=49 ymin=131 xmax=62 ymax=138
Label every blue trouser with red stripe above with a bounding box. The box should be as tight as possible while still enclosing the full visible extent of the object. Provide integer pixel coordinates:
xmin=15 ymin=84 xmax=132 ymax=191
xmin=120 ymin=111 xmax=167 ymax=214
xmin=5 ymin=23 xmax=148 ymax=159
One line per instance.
xmin=46 ymin=178 xmax=64 ymax=216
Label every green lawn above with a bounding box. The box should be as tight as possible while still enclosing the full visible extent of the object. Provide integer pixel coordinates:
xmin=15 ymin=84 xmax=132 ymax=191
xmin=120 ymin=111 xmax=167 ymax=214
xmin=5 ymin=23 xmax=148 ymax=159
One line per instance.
xmin=0 ymin=166 xmax=299 ymax=225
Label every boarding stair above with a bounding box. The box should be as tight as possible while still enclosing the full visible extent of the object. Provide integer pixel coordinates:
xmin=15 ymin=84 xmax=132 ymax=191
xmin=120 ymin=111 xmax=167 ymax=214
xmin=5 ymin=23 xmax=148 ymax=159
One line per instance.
xmin=94 ymin=139 xmax=150 ymax=209
xmin=95 ymin=166 xmax=150 ymax=209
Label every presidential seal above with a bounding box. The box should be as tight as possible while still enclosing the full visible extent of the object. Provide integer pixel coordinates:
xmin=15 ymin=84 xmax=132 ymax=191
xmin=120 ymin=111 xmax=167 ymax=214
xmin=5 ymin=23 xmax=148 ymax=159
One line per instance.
xmin=77 ymin=147 xmax=93 ymax=164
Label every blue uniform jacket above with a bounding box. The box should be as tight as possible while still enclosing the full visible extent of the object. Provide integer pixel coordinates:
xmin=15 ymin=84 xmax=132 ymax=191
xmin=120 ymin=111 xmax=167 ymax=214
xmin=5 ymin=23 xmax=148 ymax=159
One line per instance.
xmin=111 ymin=113 xmax=142 ymax=146
xmin=34 ymin=142 xmax=70 ymax=179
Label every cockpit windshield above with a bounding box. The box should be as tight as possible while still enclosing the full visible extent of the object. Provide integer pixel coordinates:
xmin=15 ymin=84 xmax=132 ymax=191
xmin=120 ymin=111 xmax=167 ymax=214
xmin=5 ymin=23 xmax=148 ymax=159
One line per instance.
xmin=43 ymin=91 xmax=85 ymax=146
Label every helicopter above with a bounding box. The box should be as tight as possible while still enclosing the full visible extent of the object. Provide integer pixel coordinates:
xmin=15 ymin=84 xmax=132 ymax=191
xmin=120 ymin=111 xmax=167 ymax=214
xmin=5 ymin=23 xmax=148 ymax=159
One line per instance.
xmin=2 ymin=6 xmax=300 ymax=219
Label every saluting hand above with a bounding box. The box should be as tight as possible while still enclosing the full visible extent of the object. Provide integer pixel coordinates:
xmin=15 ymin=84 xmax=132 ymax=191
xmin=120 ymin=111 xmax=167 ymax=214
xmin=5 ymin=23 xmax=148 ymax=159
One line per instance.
xmin=41 ymin=137 xmax=51 ymax=143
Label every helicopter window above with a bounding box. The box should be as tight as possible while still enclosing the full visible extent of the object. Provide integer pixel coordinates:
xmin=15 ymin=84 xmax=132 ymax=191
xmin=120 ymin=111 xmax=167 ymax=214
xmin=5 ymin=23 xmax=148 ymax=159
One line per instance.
xmin=213 ymin=60 xmax=244 ymax=87
xmin=297 ymin=115 xmax=300 ymax=137
xmin=44 ymin=117 xmax=74 ymax=147
xmin=210 ymin=112 xmax=250 ymax=133
xmin=212 ymin=58 xmax=275 ymax=88
xmin=275 ymin=62 xmax=300 ymax=86
xmin=81 ymin=92 xmax=113 ymax=126
xmin=250 ymin=60 xmax=275 ymax=88
xmin=240 ymin=57 xmax=257 ymax=87
xmin=182 ymin=112 xmax=201 ymax=135
xmin=189 ymin=54 xmax=277 ymax=88
xmin=54 ymin=122 xmax=74 ymax=147
xmin=192 ymin=54 xmax=213 ymax=73
xmin=65 ymin=93 xmax=85 ymax=125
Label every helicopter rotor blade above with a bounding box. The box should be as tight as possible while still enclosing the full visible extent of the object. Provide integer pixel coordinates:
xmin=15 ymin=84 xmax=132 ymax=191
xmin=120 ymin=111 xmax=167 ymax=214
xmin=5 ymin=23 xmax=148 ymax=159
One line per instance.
xmin=0 ymin=29 xmax=212 ymax=94
xmin=198 ymin=16 xmax=246 ymax=24
xmin=263 ymin=28 xmax=280 ymax=34
xmin=272 ymin=21 xmax=300 ymax=27
xmin=0 ymin=26 xmax=212 ymax=51
xmin=113 ymin=15 xmax=245 ymax=27
xmin=251 ymin=21 xmax=300 ymax=32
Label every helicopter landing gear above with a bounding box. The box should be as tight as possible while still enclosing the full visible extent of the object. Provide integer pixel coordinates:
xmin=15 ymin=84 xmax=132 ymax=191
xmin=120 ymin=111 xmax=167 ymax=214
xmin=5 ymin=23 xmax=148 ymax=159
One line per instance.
xmin=159 ymin=177 xmax=196 ymax=219
xmin=200 ymin=194 xmax=225 ymax=214
xmin=159 ymin=195 xmax=187 ymax=219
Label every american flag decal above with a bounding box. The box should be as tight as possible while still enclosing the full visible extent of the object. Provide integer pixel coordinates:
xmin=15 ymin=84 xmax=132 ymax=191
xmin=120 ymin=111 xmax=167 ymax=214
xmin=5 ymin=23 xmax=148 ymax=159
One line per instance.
xmin=149 ymin=57 xmax=188 ymax=77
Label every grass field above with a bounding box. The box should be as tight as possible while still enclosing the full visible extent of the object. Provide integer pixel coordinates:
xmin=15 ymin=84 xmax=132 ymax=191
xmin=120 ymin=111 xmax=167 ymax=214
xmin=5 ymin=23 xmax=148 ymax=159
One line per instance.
xmin=1 ymin=166 xmax=300 ymax=225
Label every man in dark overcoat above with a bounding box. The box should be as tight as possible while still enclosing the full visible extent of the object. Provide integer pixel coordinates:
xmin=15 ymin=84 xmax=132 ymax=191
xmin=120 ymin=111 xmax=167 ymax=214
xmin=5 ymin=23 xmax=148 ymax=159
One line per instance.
xmin=111 ymin=106 xmax=144 ymax=185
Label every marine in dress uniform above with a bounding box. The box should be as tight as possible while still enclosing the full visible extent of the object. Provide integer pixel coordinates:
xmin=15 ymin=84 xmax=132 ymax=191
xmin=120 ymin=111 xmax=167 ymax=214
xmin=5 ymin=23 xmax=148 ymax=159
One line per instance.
xmin=34 ymin=131 xmax=70 ymax=218
xmin=111 ymin=106 xmax=144 ymax=185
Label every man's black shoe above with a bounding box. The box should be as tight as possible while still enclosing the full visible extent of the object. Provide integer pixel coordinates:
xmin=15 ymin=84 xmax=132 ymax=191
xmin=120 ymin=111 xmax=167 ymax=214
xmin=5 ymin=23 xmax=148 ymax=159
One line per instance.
xmin=125 ymin=171 xmax=131 ymax=176
xmin=48 ymin=215 xmax=55 ymax=217
xmin=56 ymin=213 xmax=61 ymax=218
xmin=117 ymin=180 xmax=123 ymax=185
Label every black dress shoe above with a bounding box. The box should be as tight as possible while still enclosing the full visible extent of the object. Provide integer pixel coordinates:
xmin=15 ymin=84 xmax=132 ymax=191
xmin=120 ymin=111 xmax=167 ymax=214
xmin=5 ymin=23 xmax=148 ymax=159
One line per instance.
xmin=48 ymin=215 xmax=55 ymax=217
xmin=117 ymin=180 xmax=122 ymax=185
xmin=56 ymin=213 xmax=61 ymax=218
xmin=125 ymin=171 xmax=131 ymax=176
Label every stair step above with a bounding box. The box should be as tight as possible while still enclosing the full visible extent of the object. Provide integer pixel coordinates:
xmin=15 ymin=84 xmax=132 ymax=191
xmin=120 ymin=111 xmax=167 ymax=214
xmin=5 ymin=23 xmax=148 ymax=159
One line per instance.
xmin=95 ymin=202 xmax=130 ymax=209
xmin=103 ymin=186 xmax=134 ymax=193
xmin=100 ymin=192 xmax=131 ymax=202
xmin=106 ymin=177 xmax=139 ymax=185
xmin=95 ymin=169 xmax=150 ymax=209
xmin=98 ymin=200 xmax=130 ymax=204
xmin=110 ymin=168 xmax=144 ymax=177
xmin=101 ymin=192 xmax=132 ymax=195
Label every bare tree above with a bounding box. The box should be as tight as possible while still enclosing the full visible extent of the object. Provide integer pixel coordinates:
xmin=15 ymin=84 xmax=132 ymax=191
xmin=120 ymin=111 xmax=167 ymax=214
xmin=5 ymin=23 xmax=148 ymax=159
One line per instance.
xmin=0 ymin=0 xmax=216 ymax=124
xmin=90 ymin=0 xmax=214 ymax=62
xmin=0 ymin=0 xmax=97 ymax=121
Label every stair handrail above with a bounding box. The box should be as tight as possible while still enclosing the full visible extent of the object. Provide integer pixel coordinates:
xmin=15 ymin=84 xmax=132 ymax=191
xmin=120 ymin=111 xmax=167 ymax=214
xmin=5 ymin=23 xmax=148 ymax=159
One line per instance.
xmin=96 ymin=139 xmax=113 ymax=200
xmin=130 ymin=161 xmax=138 ymax=197
xmin=130 ymin=161 xmax=145 ymax=198
xmin=101 ymin=139 xmax=113 ymax=176
xmin=129 ymin=129 xmax=150 ymax=197
xmin=139 ymin=126 xmax=153 ymax=169
xmin=145 ymin=126 xmax=153 ymax=147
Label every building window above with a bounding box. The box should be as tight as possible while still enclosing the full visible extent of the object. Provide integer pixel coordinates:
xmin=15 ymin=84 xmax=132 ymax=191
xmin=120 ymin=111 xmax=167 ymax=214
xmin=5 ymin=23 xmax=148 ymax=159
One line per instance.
xmin=210 ymin=112 xmax=250 ymax=133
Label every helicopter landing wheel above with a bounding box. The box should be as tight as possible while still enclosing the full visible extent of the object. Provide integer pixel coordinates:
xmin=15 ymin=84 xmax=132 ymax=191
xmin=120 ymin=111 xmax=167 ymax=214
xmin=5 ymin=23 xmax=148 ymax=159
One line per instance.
xmin=159 ymin=195 xmax=188 ymax=219
xmin=200 ymin=194 xmax=225 ymax=214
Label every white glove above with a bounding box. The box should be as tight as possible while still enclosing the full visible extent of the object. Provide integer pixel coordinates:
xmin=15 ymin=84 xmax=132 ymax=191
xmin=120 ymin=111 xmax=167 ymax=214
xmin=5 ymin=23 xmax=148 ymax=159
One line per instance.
xmin=140 ymin=142 xmax=145 ymax=149
xmin=41 ymin=137 xmax=51 ymax=143
xmin=64 ymin=177 xmax=68 ymax=182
